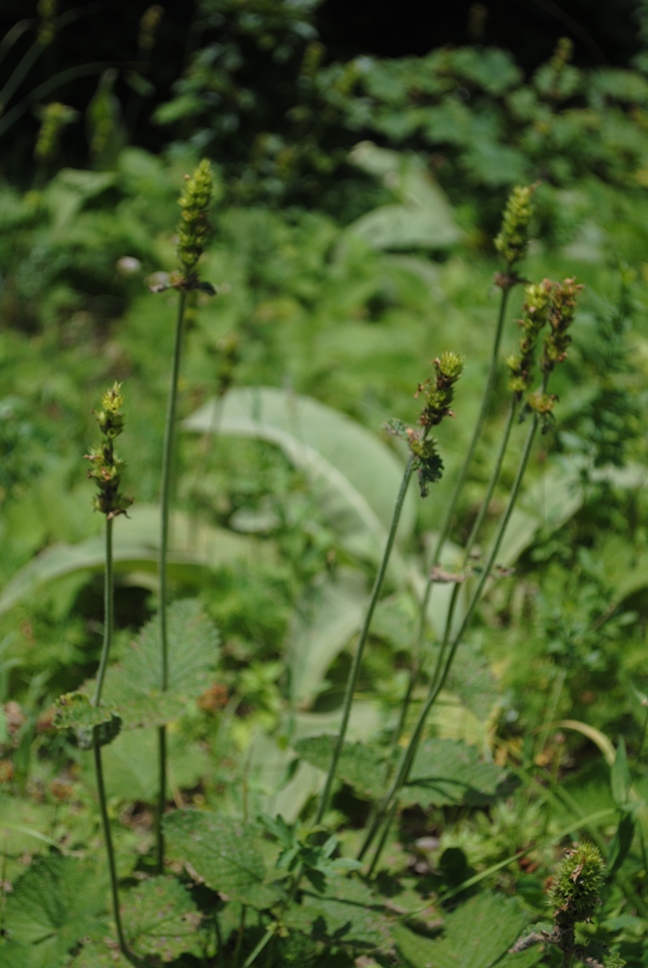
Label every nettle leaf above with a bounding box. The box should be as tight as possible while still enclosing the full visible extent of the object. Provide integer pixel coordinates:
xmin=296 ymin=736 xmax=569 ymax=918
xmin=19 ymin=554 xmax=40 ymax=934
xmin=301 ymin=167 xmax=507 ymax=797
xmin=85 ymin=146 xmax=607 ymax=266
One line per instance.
xmin=400 ymin=739 xmax=511 ymax=808
xmin=294 ymin=736 xmax=393 ymax=800
xmin=394 ymin=892 xmax=539 ymax=968
xmin=101 ymin=599 xmax=219 ymax=728
xmin=164 ymin=809 xmax=280 ymax=909
xmin=53 ymin=691 xmax=117 ymax=730
xmin=284 ymin=872 xmax=394 ymax=953
xmin=123 ymin=876 xmax=203 ymax=961
xmin=3 ymin=855 xmax=107 ymax=968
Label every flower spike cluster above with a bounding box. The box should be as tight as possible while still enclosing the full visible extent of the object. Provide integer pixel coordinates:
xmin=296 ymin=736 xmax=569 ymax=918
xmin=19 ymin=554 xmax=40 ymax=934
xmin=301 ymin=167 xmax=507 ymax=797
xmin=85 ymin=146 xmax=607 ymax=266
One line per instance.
xmin=386 ymin=353 xmax=463 ymax=497
xmin=84 ymin=383 xmax=132 ymax=519
xmin=506 ymin=276 xmax=583 ymax=431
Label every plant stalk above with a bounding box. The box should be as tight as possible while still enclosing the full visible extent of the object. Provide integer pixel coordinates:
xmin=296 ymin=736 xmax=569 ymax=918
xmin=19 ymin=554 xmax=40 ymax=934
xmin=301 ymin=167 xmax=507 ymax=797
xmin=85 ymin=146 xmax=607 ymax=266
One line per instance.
xmin=93 ymin=518 xmax=114 ymax=707
xmin=315 ymin=452 xmax=415 ymax=824
xmin=361 ymin=401 xmax=542 ymax=867
xmin=156 ymin=287 xmax=187 ymax=873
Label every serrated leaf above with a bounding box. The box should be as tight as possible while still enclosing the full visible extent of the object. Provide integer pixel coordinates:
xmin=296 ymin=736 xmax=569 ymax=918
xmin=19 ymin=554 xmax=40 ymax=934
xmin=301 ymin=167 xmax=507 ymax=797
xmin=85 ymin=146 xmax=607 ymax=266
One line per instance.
xmin=294 ymin=736 xmax=390 ymax=800
xmin=400 ymin=739 xmax=510 ymax=808
xmin=3 ymin=856 xmax=107 ymax=968
xmin=53 ymin=691 xmax=117 ymax=731
xmin=100 ymin=599 xmax=219 ymax=728
xmin=394 ymin=892 xmax=536 ymax=968
xmin=123 ymin=876 xmax=202 ymax=961
xmin=164 ymin=809 xmax=280 ymax=909
xmin=284 ymin=872 xmax=394 ymax=953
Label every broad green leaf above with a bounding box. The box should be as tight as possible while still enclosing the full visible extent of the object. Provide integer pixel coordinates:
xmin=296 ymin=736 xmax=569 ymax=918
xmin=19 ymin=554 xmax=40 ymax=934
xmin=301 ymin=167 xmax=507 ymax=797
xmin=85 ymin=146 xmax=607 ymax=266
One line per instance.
xmin=400 ymin=739 xmax=510 ymax=808
xmin=100 ymin=599 xmax=219 ymax=728
xmin=294 ymin=736 xmax=390 ymax=800
xmin=286 ymin=569 xmax=368 ymax=709
xmin=3 ymin=856 xmax=107 ymax=968
xmin=0 ymin=504 xmax=273 ymax=616
xmin=123 ymin=876 xmax=202 ymax=961
xmin=87 ymin=728 xmax=210 ymax=802
xmin=183 ymin=386 xmax=417 ymax=566
xmin=284 ymin=872 xmax=394 ymax=953
xmin=164 ymin=810 xmax=280 ymax=908
xmin=394 ymin=892 xmax=538 ymax=968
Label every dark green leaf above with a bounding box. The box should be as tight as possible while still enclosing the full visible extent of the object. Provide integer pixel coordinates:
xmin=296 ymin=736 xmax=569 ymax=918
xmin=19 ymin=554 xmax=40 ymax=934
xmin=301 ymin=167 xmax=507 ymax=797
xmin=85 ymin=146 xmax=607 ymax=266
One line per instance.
xmin=294 ymin=736 xmax=391 ymax=800
xmin=284 ymin=873 xmax=394 ymax=953
xmin=400 ymin=739 xmax=510 ymax=808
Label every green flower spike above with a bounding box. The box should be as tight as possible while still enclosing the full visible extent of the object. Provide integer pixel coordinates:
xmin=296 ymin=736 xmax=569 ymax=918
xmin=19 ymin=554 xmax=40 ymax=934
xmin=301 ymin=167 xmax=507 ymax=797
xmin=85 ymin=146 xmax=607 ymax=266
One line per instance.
xmin=550 ymin=841 xmax=604 ymax=926
xmin=506 ymin=278 xmax=553 ymax=397
xmin=84 ymin=383 xmax=132 ymax=519
xmin=176 ymin=158 xmax=214 ymax=289
xmin=542 ymin=276 xmax=583 ymax=374
xmin=494 ymin=183 xmax=537 ymax=272
xmin=416 ymin=351 xmax=463 ymax=429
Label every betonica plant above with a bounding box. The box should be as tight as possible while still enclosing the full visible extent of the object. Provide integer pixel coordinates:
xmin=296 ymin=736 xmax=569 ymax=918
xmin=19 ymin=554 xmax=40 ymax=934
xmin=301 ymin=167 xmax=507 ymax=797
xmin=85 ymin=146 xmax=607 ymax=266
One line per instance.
xmin=154 ymin=158 xmax=215 ymax=871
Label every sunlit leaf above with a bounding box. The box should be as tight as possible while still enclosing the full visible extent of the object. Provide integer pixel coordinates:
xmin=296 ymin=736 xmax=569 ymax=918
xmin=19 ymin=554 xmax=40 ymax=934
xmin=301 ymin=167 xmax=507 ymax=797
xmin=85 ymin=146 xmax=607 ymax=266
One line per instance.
xmin=400 ymin=739 xmax=511 ymax=808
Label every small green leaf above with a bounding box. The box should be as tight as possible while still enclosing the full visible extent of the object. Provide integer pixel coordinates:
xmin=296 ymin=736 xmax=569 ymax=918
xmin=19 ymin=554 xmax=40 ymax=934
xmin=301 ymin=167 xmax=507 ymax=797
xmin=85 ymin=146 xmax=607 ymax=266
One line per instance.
xmin=400 ymin=739 xmax=511 ymax=808
xmin=53 ymin=691 xmax=116 ymax=731
xmin=164 ymin=809 xmax=280 ymax=909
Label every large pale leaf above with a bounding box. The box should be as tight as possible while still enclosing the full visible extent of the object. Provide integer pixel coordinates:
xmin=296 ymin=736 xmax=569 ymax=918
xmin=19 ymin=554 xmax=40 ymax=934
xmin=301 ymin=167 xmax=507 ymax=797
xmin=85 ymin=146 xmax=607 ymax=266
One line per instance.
xmin=100 ymin=599 xmax=219 ymax=728
xmin=284 ymin=872 xmax=394 ymax=953
xmin=164 ymin=810 xmax=280 ymax=908
xmin=183 ymin=386 xmax=417 ymax=565
xmin=3 ymin=856 xmax=107 ymax=968
xmin=347 ymin=143 xmax=462 ymax=250
xmin=286 ymin=569 xmax=368 ymax=709
xmin=294 ymin=736 xmax=391 ymax=800
xmin=0 ymin=504 xmax=272 ymax=616
xmin=400 ymin=738 xmax=510 ymax=808
xmin=394 ymin=892 xmax=539 ymax=968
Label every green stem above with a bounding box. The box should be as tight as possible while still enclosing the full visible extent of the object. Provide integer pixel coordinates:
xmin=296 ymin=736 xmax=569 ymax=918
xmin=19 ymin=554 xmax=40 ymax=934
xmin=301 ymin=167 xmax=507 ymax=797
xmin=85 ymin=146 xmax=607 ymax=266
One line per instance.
xmin=93 ymin=518 xmax=113 ymax=707
xmin=93 ymin=740 xmax=141 ymax=966
xmin=361 ymin=403 xmax=542 ymax=868
xmin=156 ymin=287 xmax=187 ymax=873
xmin=315 ymin=452 xmax=415 ymax=825
xmin=91 ymin=519 xmax=140 ymax=966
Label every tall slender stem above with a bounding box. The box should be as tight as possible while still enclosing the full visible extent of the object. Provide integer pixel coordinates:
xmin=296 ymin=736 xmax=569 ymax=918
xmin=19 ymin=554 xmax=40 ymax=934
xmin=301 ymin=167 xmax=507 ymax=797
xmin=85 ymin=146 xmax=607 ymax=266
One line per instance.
xmin=156 ymin=288 xmax=187 ymax=873
xmin=92 ymin=520 xmax=140 ymax=967
xmin=361 ymin=404 xmax=542 ymax=867
xmin=93 ymin=517 xmax=113 ymax=707
xmin=315 ymin=453 xmax=415 ymax=824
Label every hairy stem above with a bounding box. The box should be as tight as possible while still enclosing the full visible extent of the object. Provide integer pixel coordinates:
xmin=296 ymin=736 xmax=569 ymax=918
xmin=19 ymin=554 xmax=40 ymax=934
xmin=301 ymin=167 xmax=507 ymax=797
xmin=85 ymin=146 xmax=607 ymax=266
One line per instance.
xmin=156 ymin=288 xmax=187 ymax=873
